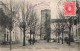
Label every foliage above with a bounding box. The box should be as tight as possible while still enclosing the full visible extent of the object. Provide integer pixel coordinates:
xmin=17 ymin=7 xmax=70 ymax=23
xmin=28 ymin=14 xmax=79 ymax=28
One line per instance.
xmin=0 ymin=8 xmax=13 ymax=30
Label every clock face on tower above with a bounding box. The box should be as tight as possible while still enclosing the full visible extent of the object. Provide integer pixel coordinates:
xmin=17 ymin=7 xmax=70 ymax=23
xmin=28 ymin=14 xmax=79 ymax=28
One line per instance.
xmin=64 ymin=3 xmax=76 ymax=16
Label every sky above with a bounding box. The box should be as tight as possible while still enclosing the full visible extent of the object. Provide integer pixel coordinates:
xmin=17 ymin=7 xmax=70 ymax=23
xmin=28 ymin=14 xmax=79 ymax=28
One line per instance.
xmin=0 ymin=0 xmax=78 ymax=32
xmin=0 ymin=0 xmax=60 ymax=19
xmin=0 ymin=0 xmax=78 ymax=20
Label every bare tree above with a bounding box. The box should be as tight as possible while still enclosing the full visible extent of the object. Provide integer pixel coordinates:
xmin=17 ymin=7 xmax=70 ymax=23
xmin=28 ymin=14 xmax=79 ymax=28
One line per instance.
xmin=28 ymin=8 xmax=38 ymax=45
xmin=56 ymin=0 xmax=75 ymax=45
xmin=56 ymin=0 xmax=68 ymax=44
xmin=0 ymin=0 xmax=16 ymax=50
xmin=19 ymin=2 xmax=38 ymax=46
xmin=52 ymin=20 xmax=62 ymax=43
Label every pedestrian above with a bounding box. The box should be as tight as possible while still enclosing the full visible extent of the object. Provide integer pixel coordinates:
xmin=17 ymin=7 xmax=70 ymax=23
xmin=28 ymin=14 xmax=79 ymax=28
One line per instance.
xmin=28 ymin=38 xmax=32 ymax=45
xmin=32 ymin=37 xmax=35 ymax=45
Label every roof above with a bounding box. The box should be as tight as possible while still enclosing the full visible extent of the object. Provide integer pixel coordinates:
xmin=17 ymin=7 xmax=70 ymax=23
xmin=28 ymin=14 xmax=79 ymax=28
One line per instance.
xmin=51 ymin=19 xmax=68 ymax=23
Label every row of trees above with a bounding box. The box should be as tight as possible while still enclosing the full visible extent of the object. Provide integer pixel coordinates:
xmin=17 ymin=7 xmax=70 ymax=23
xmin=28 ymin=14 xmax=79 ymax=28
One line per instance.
xmin=0 ymin=0 xmax=39 ymax=49
xmin=54 ymin=0 xmax=73 ymax=45
xmin=19 ymin=2 xmax=38 ymax=46
xmin=0 ymin=5 xmax=13 ymax=50
xmin=54 ymin=0 xmax=80 ymax=46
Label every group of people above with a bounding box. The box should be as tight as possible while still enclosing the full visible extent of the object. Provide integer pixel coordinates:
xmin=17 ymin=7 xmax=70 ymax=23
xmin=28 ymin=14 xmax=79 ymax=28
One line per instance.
xmin=28 ymin=38 xmax=37 ymax=45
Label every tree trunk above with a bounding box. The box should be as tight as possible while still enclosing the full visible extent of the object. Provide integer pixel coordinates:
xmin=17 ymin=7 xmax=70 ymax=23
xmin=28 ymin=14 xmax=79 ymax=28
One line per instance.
xmin=23 ymin=28 xmax=26 ymax=46
xmin=10 ymin=30 xmax=12 ymax=50
xmin=40 ymin=28 xmax=41 ymax=40
xmin=56 ymin=36 xmax=57 ymax=42
xmin=62 ymin=30 xmax=64 ymax=44
xmin=33 ymin=33 xmax=35 ymax=45
xmin=30 ymin=30 xmax=31 ymax=45
xmin=47 ymin=35 xmax=50 ymax=42
xmin=69 ymin=27 xmax=71 ymax=46
xmin=58 ymin=35 xmax=59 ymax=43
xmin=40 ymin=33 xmax=41 ymax=40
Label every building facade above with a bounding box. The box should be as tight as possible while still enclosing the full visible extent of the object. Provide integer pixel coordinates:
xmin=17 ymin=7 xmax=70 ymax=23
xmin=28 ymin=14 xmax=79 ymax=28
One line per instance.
xmin=0 ymin=1 xmax=21 ymax=43
xmin=40 ymin=9 xmax=51 ymax=40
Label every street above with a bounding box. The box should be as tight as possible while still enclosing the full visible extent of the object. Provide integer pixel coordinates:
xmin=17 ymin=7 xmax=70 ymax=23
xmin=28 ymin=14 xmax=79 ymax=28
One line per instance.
xmin=0 ymin=40 xmax=80 ymax=51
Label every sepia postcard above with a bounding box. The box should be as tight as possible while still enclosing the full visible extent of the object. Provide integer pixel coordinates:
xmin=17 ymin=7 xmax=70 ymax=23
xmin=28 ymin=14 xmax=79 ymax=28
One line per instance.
xmin=0 ymin=0 xmax=80 ymax=51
